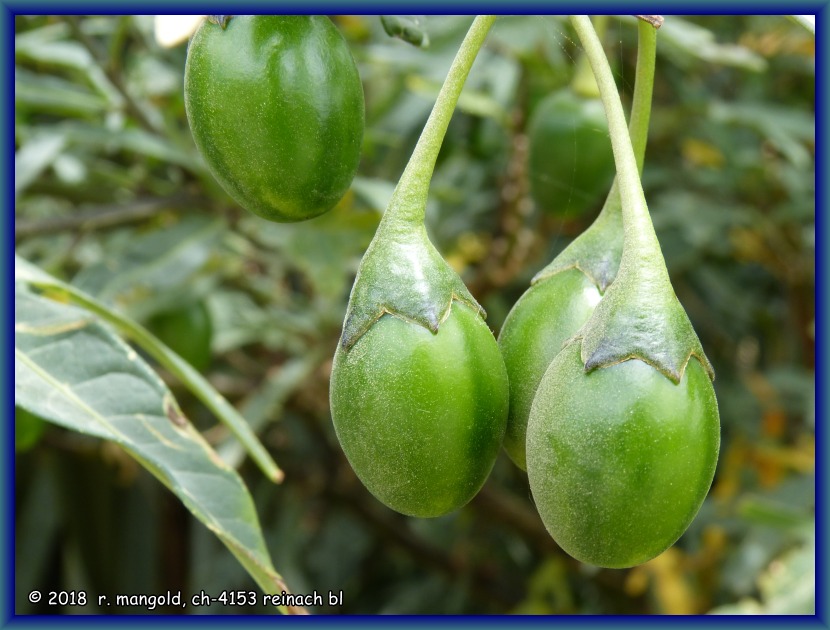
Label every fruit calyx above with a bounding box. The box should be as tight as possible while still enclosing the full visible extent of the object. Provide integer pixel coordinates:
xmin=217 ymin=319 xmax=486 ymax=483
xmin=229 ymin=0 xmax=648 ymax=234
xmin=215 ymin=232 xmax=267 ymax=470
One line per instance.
xmin=206 ymin=15 xmax=233 ymax=29
xmin=567 ymin=15 xmax=714 ymax=385
xmin=531 ymin=185 xmax=623 ymax=293
xmin=339 ymin=219 xmax=483 ymax=351
xmin=572 ymin=250 xmax=715 ymax=384
xmin=338 ymin=16 xmax=496 ymax=351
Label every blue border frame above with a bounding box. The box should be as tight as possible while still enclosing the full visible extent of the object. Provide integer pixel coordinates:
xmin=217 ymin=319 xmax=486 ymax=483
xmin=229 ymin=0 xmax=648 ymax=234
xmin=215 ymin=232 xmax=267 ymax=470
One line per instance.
xmin=4 ymin=2 xmax=827 ymax=627
xmin=815 ymin=3 xmax=826 ymax=627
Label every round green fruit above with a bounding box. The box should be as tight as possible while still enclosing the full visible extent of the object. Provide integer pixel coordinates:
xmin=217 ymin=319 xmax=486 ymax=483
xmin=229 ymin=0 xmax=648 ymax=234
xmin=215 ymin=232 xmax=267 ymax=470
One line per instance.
xmin=330 ymin=301 xmax=509 ymax=518
xmin=527 ymin=90 xmax=616 ymax=218
xmin=185 ymin=15 xmax=365 ymax=222
xmin=497 ymin=268 xmax=600 ymax=470
xmin=526 ymin=342 xmax=720 ymax=568
xmin=147 ymin=302 xmax=212 ymax=371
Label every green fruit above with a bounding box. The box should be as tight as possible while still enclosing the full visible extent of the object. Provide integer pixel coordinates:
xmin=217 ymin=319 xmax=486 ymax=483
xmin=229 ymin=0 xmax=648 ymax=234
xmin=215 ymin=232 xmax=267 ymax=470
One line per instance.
xmin=526 ymin=342 xmax=720 ymax=568
xmin=498 ymin=268 xmax=600 ymax=470
xmin=15 ymin=407 xmax=46 ymax=452
xmin=528 ymin=90 xmax=616 ymax=218
xmin=185 ymin=15 xmax=365 ymax=222
xmin=147 ymin=302 xmax=212 ymax=371
xmin=330 ymin=301 xmax=509 ymax=518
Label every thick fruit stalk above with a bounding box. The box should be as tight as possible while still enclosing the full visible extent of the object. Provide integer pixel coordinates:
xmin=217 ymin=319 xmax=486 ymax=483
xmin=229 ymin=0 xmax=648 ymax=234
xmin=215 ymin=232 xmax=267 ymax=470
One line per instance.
xmin=525 ymin=16 xmax=720 ymax=568
xmin=330 ymin=16 xmax=508 ymax=518
xmin=499 ymin=18 xmax=657 ymax=471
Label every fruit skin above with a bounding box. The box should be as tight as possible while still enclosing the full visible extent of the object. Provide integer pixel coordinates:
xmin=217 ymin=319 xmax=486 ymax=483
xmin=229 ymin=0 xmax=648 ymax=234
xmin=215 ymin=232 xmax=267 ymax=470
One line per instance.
xmin=526 ymin=341 xmax=720 ymax=568
xmin=497 ymin=268 xmax=600 ymax=470
xmin=147 ymin=302 xmax=212 ymax=371
xmin=330 ymin=300 xmax=509 ymax=518
xmin=528 ymin=90 xmax=616 ymax=218
xmin=185 ymin=15 xmax=364 ymax=222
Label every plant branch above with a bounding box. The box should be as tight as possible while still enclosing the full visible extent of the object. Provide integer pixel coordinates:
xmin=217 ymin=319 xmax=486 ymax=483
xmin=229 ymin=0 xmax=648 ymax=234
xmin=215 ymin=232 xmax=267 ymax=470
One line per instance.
xmin=14 ymin=194 xmax=201 ymax=239
xmin=630 ymin=19 xmax=658 ymax=173
xmin=64 ymin=15 xmax=163 ymax=135
xmin=571 ymin=15 xmax=608 ymax=98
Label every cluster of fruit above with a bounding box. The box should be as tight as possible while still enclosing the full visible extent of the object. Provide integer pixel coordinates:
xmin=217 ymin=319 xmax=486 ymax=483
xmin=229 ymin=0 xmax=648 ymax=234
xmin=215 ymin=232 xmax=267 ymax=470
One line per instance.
xmin=184 ymin=15 xmax=719 ymax=569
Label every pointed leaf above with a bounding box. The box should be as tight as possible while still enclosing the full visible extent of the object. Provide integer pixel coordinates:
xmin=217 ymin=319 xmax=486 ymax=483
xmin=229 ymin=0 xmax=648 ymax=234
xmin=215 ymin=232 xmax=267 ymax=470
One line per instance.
xmin=14 ymin=285 xmax=293 ymax=608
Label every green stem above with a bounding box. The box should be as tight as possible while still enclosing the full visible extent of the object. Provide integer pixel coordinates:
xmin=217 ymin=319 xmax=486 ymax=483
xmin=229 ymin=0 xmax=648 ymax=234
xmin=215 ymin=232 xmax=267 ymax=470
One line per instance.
xmin=32 ymin=280 xmax=284 ymax=483
xmin=630 ymin=19 xmax=657 ymax=173
xmin=596 ymin=17 xmax=657 ymax=212
xmin=571 ymin=15 xmax=608 ymax=98
xmin=383 ymin=15 xmax=496 ymax=227
xmin=569 ymin=15 xmax=660 ymax=260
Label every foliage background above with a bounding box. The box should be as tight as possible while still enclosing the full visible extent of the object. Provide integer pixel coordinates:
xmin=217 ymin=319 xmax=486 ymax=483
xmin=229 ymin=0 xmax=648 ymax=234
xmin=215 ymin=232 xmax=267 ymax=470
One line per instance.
xmin=14 ymin=15 xmax=815 ymax=615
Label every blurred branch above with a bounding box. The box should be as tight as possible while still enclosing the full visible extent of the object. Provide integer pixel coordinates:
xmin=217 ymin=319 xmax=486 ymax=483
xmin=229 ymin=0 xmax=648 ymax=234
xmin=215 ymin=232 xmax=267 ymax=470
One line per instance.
xmin=634 ymin=15 xmax=664 ymax=29
xmin=15 ymin=194 xmax=202 ymax=239
xmin=336 ymin=489 xmax=517 ymax=607
xmin=64 ymin=15 xmax=163 ymax=135
xmin=468 ymin=108 xmax=541 ymax=299
xmin=284 ymin=389 xmax=522 ymax=608
xmin=471 ymin=481 xmax=560 ymax=553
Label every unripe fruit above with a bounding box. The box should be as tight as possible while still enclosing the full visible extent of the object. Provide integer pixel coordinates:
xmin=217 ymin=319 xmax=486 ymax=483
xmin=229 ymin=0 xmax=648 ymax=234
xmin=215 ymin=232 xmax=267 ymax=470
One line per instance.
xmin=528 ymin=90 xmax=616 ymax=218
xmin=498 ymin=268 xmax=600 ymax=470
xmin=147 ymin=302 xmax=212 ymax=371
xmin=331 ymin=301 xmax=508 ymax=518
xmin=185 ymin=15 xmax=364 ymax=222
xmin=526 ymin=342 xmax=720 ymax=568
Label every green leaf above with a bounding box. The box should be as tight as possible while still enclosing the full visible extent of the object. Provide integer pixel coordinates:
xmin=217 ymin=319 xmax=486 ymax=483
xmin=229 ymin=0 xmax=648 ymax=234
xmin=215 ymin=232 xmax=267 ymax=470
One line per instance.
xmin=788 ymin=15 xmax=815 ymax=35
xmin=19 ymin=122 xmax=205 ymax=175
xmin=14 ymin=133 xmax=67 ymax=199
xmin=406 ymin=74 xmax=509 ymax=125
xmin=71 ymin=215 xmax=223 ymax=305
xmin=15 ymin=254 xmax=283 ymax=486
xmin=708 ymin=101 xmax=814 ymax=168
xmin=658 ymin=17 xmax=767 ymax=71
xmin=14 ymin=285 xmax=293 ymax=610
xmin=15 ymin=38 xmax=93 ymax=71
xmin=15 ymin=68 xmax=109 ymax=117
xmin=245 ymin=204 xmax=379 ymax=301
xmin=351 ymin=176 xmax=397 ymax=212
xmin=709 ymin=529 xmax=814 ymax=615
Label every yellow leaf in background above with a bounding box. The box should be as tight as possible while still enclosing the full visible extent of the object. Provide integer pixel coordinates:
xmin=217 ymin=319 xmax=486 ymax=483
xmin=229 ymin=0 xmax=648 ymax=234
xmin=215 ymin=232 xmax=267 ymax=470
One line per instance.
xmin=457 ymin=232 xmax=490 ymax=263
xmin=682 ymin=138 xmax=726 ymax=168
xmin=154 ymin=15 xmax=204 ymax=48
xmin=511 ymin=556 xmax=574 ymax=615
xmin=646 ymin=548 xmax=699 ymax=615
xmin=624 ymin=566 xmax=649 ymax=597
xmin=712 ymin=437 xmax=749 ymax=501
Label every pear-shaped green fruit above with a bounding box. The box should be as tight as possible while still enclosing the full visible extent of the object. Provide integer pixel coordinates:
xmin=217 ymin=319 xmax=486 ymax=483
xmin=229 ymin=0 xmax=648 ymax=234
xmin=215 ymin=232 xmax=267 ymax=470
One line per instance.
xmin=526 ymin=342 xmax=720 ymax=568
xmin=331 ymin=301 xmax=508 ymax=518
xmin=185 ymin=15 xmax=364 ymax=222
xmin=497 ymin=268 xmax=600 ymax=470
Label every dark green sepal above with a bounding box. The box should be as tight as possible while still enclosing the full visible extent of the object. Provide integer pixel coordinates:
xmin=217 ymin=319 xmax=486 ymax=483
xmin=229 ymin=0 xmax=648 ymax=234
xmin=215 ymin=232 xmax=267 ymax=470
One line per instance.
xmin=380 ymin=16 xmax=430 ymax=48
xmin=207 ymin=15 xmax=233 ymax=29
xmin=574 ymin=254 xmax=715 ymax=384
xmin=532 ymin=184 xmax=623 ymax=293
xmin=339 ymin=219 xmax=483 ymax=351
